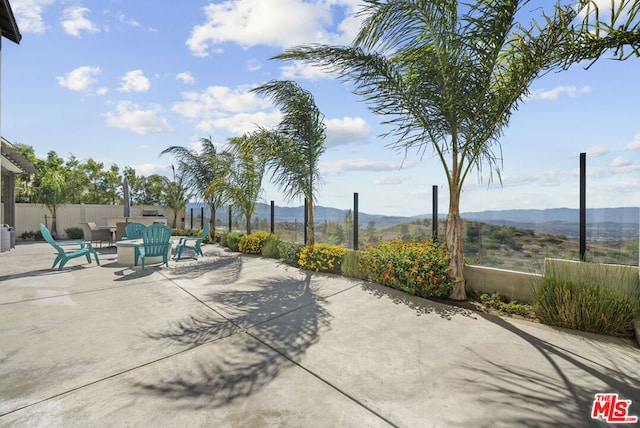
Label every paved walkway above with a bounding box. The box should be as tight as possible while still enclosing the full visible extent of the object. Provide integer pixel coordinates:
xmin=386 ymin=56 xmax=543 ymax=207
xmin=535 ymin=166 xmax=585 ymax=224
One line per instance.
xmin=1 ymin=242 xmax=639 ymax=427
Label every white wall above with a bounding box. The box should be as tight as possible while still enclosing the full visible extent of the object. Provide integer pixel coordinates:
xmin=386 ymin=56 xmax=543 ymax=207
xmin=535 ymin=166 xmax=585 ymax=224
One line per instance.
xmin=14 ymin=203 xmax=177 ymax=239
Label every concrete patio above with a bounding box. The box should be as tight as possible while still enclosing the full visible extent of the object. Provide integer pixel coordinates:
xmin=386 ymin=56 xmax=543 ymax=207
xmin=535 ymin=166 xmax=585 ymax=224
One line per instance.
xmin=1 ymin=242 xmax=639 ymax=427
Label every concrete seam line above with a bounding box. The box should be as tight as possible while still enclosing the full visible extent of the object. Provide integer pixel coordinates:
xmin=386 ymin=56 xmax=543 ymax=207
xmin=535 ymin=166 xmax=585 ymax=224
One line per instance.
xmin=0 ymin=283 xmax=148 ymax=306
xmin=0 ymin=333 xmax=236 ymax=418
xmin=245 ymin=330 xmax=400 ymax=428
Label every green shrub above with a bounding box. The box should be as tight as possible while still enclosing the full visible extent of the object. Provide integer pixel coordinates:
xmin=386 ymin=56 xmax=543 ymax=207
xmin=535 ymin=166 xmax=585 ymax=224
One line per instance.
xmin=341 ymin=250 xmax=366 ymax=279
xmin=534 ymin=265 xmax=639 ymax=337
xmin=239 ymin=231 xmax=277 ymax=255
xmin=262 ymin=237 xmax=280 ymax=259
xmin=359 ymin=239 xmax=453 ymax=298
xmin=298 ymin=244 xmax=347 ymax=274
xmin=478 ymin=292 xmax=534 ymax=317
xmin=226 ymin=232 xmax=244 ymax=252
xmin=220 ymin=233 xmax=228 ymax=247
xmin=65 ymin=227 xmax=84 ymax=239
xmin=277 ymin=241 xmax=304 ymax=267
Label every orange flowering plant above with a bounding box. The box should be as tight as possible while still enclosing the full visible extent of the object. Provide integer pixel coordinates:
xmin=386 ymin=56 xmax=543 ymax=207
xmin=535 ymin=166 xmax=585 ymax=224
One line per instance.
xmin=359 ymin=239 xmax=453 ymax=298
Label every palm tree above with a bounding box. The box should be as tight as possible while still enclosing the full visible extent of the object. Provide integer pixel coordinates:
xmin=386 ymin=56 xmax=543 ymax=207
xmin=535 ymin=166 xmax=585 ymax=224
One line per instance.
xmin=272 ymin=0 xmax=632 ymax=299
xmin=164 ymin=165 xmax=191 ymax=229
xmin=212 ymin=135 xmax=266 ymax=235
xmin=247 ymin=80 xmax=326 ymax=246
xmin=562 ymin=0 xmax=640 ymax=68
xmin=161 ymin=138 xmax=232 ymax=240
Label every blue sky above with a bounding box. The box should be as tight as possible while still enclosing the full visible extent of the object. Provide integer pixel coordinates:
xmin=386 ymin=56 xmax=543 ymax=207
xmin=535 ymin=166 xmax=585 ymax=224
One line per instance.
xmin=3 ymin=0 xmax=639 ymax=217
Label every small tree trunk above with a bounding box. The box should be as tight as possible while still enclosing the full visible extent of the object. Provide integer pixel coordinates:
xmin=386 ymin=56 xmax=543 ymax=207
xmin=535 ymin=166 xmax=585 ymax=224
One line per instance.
xmin=306 ymin=197 xmax=315 ymax=246
xmin=446 ymin=185 xmax=466 ymax=300
xmin=209 ymin=203 xmax=216 ymax=242
xmin=245 ymin=214 xmax=252 ymax=235
xmin=50 ymin=207 xmax=58 ymax=238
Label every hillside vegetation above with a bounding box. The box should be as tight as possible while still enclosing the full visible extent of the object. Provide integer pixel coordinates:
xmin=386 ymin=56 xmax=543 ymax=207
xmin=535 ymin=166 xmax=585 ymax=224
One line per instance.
xmin=269 ymin=218 xmax=638 ymax=274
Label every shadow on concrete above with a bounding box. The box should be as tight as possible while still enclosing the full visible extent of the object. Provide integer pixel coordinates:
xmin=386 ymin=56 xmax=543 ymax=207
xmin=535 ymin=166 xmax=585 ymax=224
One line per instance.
xmin=0 ymin=265 xmax=88 ymax=282
xmin=359 ymin=281 xmax=478 ymax=320
xmin=135 ymin=273 xmax=330 ymax=409
xmin=167 ymin=252 xmax=243 ymax=283
xmin=456 ymin=313 xmax=640 ymax=427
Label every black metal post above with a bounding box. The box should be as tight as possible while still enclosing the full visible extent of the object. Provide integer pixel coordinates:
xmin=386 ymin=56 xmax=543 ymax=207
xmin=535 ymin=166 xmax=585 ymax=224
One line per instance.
xmin=201 ymin=207 xmax=204 ymax=230
xmin=353 ymin=192 xmax=359 ymax=251
xmin=228 ymin=205 xmax=232 ymax=232
xmin=304 ymin=198 xmax=308 ymax=245
xmin=270 ymin=201 xmax=275 ymax=234
xmin=190 ymin=209 xmax=193 ymax=230
xmin=432 ymin=185 xmax=438 ymax=241
xmin=580 ymin=152 xmax=586 ymax=261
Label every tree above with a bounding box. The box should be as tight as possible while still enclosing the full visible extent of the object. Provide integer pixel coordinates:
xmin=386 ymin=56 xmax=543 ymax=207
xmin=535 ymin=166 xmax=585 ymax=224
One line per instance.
xmin=164 ymin=166 xmax=191 ymax=229
xmin=32 ymin=151 xmax=69 ymax=236
xmin=161 ymin=138 xmax=233 ymax=240
xmin=247 ymin=80 xmax=327 ymax=246
xmin=273 ymin=0 xmax=639 ymax=299
xmin=219 ymin=135 xmax=266 ymax=235
xmin=562 ymin=0 xmax=640 ymax=68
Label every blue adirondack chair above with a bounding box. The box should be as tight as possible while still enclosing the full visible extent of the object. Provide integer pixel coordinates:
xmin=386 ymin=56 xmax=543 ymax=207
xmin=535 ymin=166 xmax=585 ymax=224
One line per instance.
xmin=173 ymin=223 xmax=210 ymax=260
xmin=135 ymin=224 xmax=172 ymax=270
xmin=40 ymin=223 xmax=100 ymax=270
xmin=123 ymin=222 xmax=146 ymax=240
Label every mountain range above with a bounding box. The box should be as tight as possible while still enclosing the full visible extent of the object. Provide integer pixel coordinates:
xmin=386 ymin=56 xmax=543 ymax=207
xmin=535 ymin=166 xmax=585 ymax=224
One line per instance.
xmin=187 ymin=203 xmax=639 ymax=241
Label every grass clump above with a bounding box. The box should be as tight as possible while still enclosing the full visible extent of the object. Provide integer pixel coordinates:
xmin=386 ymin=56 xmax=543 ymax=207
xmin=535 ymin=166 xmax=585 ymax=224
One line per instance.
xmin=476 ymin=292 xmax=535 ymax=317
xmin=534 ymin=263 xmax=639 ymax=337
xmin=341 ymin=250 xmax=366 ymax=279
xmin=277 ymin=241 xmax=304 ymax=267
xmin=261 ymin=236 xmax=280 ymax=259
xmin=226 ymin=231 xmax=244 ymax=252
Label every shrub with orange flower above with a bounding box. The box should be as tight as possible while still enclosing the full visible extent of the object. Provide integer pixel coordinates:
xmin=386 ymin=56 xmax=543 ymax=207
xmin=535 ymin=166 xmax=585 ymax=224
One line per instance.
xmin=359 ymin=239 xmax=452 ymax=298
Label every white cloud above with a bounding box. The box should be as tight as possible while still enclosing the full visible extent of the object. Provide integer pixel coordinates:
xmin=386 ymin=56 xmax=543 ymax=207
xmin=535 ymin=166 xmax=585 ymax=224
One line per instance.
xmin=611 ymin=156 xmax=632 ymax=168
xmin=374 ymin=174 xmax=411 ymax=185
xmin=118 ymin=70 xmax=151 ymax=93
xmin=61 ymin=6 xmax=99 ymax=37
xmin=133 ymin=163 xmax=172 ymax=177
xmin=527 ymin=85 xmax=592 ymax=100
xmin=104 ymin=101 xmax=174 ymax=135
xmin=247 ymin=59 xmax=262 ymax=72
xmin=176 ymin=72 xmax=195 ymax=85
xmin=115 ymin=12 xmax=140 ymax=29
xmin=56 ymin=65 xmax=101 ymax=91
xmin=324 ymin=116 xmax=371 ymax=147
xmin=627 ymin=134 xmax=640 ymax=150
xmin=321 ymin=158 xmax=412 ymax=176
xmin=586 ymin=144 xmax=608 ymax=157
xmin=173 ymin=85 xmax=272 ymax=119
xmin=11 ymin=0 xmax=55 ymax=33
xmin=280 ymin=62 xmax=334 ymax=80
xmin=198 ymin=111 xmax=282 ymax=135
xmin=186 ymin=0 xmax=360 ymax=57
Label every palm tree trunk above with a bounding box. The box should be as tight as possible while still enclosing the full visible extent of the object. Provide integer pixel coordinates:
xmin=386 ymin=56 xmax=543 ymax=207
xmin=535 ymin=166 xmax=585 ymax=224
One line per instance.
xmin=306 ymin=196 xmax=315 ymax=246
xmin=209 ymin=203 xmax=216 ymax=242
xmin=245 ymin=214 xmax=252 ymax=235
xmin=446 ymin=184 xmax=466 ymax=300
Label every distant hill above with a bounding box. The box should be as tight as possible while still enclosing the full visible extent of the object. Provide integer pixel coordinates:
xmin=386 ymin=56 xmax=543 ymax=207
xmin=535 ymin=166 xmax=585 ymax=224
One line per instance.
xmin=459 ymin=208 xmax=639 ymax=240
xmin=187 ymin=203 xmax=639 ymax=240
